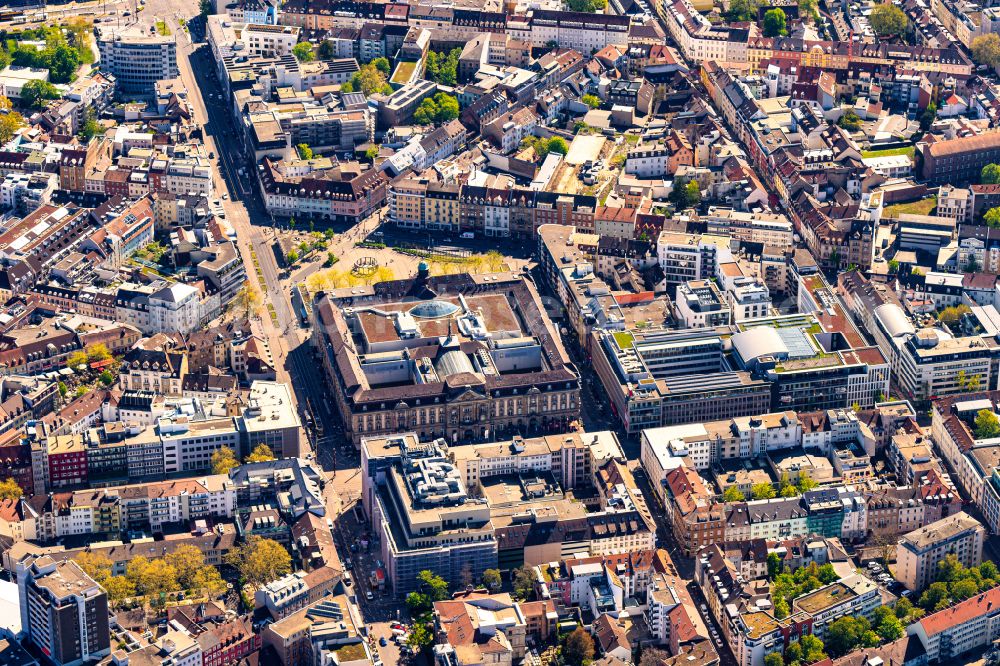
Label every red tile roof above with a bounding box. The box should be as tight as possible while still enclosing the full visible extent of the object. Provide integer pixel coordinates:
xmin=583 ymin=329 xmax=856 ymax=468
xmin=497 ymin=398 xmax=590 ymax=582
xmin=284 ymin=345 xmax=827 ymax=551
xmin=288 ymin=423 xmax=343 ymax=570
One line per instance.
xmin=918 ymin=585 xmax=1000 ymax=636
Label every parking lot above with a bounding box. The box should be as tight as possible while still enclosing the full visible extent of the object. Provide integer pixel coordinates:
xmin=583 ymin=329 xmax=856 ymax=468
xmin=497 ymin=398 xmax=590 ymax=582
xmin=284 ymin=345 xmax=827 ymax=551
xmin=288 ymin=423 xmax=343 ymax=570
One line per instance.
xmin=367 ymin=621 xmax=413 ymax=666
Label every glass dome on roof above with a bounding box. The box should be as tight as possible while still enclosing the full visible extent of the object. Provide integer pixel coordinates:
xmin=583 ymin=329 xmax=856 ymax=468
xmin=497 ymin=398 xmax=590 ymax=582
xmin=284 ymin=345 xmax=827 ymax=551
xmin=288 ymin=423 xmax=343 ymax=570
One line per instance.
xmin=409 ymin=300 xmax=460 ymax=318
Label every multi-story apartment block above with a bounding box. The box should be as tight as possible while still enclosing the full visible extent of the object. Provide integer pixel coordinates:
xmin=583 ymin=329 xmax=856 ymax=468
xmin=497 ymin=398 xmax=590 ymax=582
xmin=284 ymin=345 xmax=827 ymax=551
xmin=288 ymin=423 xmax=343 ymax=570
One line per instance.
xmin=918 ymin=132 xmax=1000 ymax=185
xmin=17 ymin=557 xmax=111 ymax=666
xmin=791 ymin=574 xmax=880 ymax=640
xmin=896 ymin=512 xmax=985 ymax=592
xmin=259 ymin=159 xmax=387 ymax=225
xmin=656 ymin=231 xmax=732 ymax=285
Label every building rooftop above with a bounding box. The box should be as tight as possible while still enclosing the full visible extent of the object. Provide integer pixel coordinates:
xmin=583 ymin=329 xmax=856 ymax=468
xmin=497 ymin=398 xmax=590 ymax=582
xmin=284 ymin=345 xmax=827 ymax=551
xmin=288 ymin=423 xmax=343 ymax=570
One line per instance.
xmin=794 ymin=581 xmax=856 ymax=614
xmin=899 ymin=511 xmax=982 ymax=551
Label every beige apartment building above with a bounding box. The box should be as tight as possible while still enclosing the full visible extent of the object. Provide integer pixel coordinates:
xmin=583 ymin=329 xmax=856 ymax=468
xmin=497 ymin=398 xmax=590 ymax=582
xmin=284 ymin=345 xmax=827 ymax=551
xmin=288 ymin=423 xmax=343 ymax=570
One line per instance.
xmin=896 ymin=512 xmax=985 ymax=591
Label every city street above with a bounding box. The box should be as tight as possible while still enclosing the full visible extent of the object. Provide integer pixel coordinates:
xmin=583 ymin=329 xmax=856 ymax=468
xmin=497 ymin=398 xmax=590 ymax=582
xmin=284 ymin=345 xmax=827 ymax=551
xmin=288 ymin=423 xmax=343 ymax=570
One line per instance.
xmin=165 ymin=13 xmax=347 ymax=463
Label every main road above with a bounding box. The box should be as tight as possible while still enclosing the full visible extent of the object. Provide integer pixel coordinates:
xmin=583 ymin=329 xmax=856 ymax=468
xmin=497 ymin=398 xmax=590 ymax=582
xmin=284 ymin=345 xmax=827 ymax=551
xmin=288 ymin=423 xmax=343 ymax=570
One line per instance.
xmin=154 ymin=8 xmax=352 ymax=470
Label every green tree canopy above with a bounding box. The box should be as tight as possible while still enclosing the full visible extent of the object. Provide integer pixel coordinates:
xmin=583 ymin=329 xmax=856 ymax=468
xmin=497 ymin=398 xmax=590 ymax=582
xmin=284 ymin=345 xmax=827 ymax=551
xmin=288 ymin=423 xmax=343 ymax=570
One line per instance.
xmin=406 ymin=591 xmax=431 ymax=615
xmin=317 ymin=40 xmax=336 ymax=59
xmin=973 ymin=33 xmax=1000 ymax=68
xmin=0 ymin=111 xmax=25 ymax=144
xmin=0 ymin=478 xmax=23 ymax=501
xmin=512 ymin=565 xmax=536 ymax=600
xmin=211 ymin=447 xmax=239 ymax=475
xmin=224 ymin=536 xmax=291 ymax=587
xmin=727 ymin=0 xmax=760 ymax=21
xmin=827 ymin=616 xmax=871 ymax=657
xmin=838 ymin=110 xmax=862 ymax=131
xmin=581 ymin=94 xmax=601 ymax=109
xmin=423 ymin=49 xmax=460 ymax=86
xmin=762 ymin=8 xmax=787 ymax=36
xmin=751 ymin=482 xmax=776 ymax=500
xmin=342 ymin=64 xmax=391 ymax=95
xmin=975 ymin=409 xmax=1000 ymax=439
xmin=869 ymin=3 xmax=908 ymax=36
xmin=984 ymin=163 xmax=1000 ymax=184
xmin=417 ymin=570 xmax=449 ymax=601
xmin=873 ymin=606 xmax=904 ymax=642
xmin=548 ymin=136 xmax=569 ymax=155
xmin=20 ymin=79 xmax=59 ymax=109
xmin=938 ymin=303 xmax=971 ymax=324
xmin=293 ymin=42 xmax=314 ymax=62
xmin=413 ymin=93 xmax=460 ymax=125
xmin=985 ymin=207 xmax=1000 ymax=228
xmin=245 ymin=444 xmax=276 ymax=463
xmin=483 ymin=569 xmax=502 ymax=591
xmin=723 ymin=486 xmax=745 ymax=503
xmin=669 ymin=178 xmax=702 ymax=210
xmin=766 ymin=552 xmax=783 ymax=581
xmin=407 ymin=623 xmax=434 ymax=652
xmin=562 ymin=628 xmax=596 ymax=666
xmin=565 ymin=0 xmax=608 ymax=11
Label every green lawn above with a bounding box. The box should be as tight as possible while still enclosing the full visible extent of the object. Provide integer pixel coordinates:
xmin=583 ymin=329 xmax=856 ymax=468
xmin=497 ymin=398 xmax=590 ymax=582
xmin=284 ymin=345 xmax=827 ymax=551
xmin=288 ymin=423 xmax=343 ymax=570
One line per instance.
xmin=613 ymin=332 xmax=634 ymax=349
xmin=861 ymin=146 xmax=914 ymax=159
xmin=883 ymin=195 xmax=937 ymax=219
xmin=332 ymin=643 xmax=367 ymax=662
xmin=391 ymin=60 xmax=417 ymax=83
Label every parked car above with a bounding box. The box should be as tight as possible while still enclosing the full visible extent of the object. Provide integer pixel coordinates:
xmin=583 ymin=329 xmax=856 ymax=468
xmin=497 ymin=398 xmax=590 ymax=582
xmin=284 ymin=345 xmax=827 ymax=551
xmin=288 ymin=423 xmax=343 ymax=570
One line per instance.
xmin=379 ymin=637 xmax=387 ymax=647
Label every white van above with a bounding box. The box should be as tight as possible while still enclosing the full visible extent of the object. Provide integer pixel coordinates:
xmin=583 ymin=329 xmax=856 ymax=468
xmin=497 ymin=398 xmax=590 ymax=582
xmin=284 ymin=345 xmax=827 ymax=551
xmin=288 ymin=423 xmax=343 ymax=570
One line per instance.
xmin=460 ymin=232 xmax=475 ymax=239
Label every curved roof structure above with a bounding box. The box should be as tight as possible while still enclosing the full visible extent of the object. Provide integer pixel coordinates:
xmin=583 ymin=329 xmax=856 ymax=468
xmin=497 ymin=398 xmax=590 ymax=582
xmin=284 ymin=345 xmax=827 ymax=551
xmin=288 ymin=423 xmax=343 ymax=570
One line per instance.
xmin=732 ymin=326 xmax=789 ymax=364
xmin=410 ymin=300 xmax=460 ymax=319
xmin=874 ymin=303 xmax=915 ymax=339
xmin=435 ymin=350 xmax=476 ymax=378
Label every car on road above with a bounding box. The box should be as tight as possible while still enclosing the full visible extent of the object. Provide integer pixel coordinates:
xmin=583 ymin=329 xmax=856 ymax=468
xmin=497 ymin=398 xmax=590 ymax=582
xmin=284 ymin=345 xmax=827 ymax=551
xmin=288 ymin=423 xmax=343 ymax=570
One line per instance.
xmin=379 ymin=637 xmax=387 ymax=647
xmin=366 ymin=591 xmax=373 ymax=601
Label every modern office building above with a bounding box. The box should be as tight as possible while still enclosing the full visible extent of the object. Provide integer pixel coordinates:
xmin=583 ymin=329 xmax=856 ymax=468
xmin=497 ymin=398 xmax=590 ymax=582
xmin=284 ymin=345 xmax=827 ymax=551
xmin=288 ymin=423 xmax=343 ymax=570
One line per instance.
xmin=675 ymin=280 xmax=732 ymax=329
xmin=361 ymin=430 xmax=653 ymax=593
xmin=96 ymin=27 xmax=178 ymax=94
xmin=361 ymin=434 xmax=498 ymax=595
